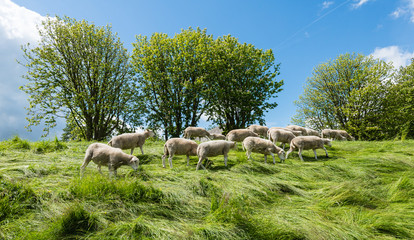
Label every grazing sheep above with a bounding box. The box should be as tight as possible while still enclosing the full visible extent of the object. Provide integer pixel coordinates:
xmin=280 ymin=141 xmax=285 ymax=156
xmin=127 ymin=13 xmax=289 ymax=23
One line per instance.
xmin=80 ymin=143 xmax=139 ymax=177
xmin=285 ymin=125 xmax=308 ymax=136
xmin=196 ymin=140 xmax=237 ymax=170
xmin=226 ymin=129 xmax=259 ymax=143
xmin=337 ymin=130 xmax=355 ymax=141
xmin=321 ymin=129 xmax=346 ymax=140
xmin=210 ymin=133 xmax=226 ymax=140
xmin=285 ymin=136 xmax=332 ymax=162
xmin=268 ymin=128 xmax=296 ymax=150
xmin=108 ymin=129 xmax=155 ymax=155
xmin=162 ymin=138 xmax=198 ymax=168
xmin=242 ymin=137 xmax=285 ymax=164
xmin=183 ymin=127 xmax=211 ymax=140
xmin=268 ymin=127 xmax=302 ymax=137
xmin=246 ymin=124 xmax=269 ymax=138
xmin=305 ymin=128 xmax=320 ymax=137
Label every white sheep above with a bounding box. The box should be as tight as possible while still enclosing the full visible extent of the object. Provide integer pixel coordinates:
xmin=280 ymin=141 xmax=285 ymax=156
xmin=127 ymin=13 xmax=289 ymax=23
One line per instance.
xmin=183 ymin=126 xmax=211 ymax=140
xmin=196 ymin=140 xmax=237 ymax=170
xmin=80 ymin=143 xmax=139 ymax=177
xmin=210 ymin=133 xmax=226 ymax=140
xmin=226 ymin=129 xmax=259 ymax=143
xmin=285 ymin=136 xmax=332 ymax=162
xmin=246 ymin=124 xmax=269 ymax=138
xmin=242 ymin=137 xmax=285 ymax=164
xmin=267 ymin=128 xmax=296 ymax=150
xmin=162 ymin=138 xmax=198 ymax=168
xmin=285 ymin=125 xmax=308 ymax=136
xmin=108 ymin=129 xmax=155 ymax=155
xmin=268 ymin=127 xmax=302 ymax=137
xmin=321 ymin=129 xmax=353 ymax=140
xmin=305 ymin=128 xmax=320 ymax=137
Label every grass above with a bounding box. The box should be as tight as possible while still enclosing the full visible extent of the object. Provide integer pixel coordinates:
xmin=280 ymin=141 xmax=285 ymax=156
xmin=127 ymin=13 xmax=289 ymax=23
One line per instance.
xmin=0 ymin=137 xmax=413 ymax=239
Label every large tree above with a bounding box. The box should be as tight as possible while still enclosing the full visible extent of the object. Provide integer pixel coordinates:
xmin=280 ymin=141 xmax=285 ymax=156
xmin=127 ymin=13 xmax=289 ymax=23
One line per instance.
xmin=131 ymin=28 xmax=213 ymax=140
xmin=20 ymin=16 xmax=139 ymax=140
xmin=292 ymin=53 xmax=394 ymax=140
xmin=205 ymin=35 xmax=283 ymax=133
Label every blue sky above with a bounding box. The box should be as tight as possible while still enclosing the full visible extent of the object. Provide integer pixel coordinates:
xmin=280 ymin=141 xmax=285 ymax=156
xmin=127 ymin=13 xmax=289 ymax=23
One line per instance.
xmin=1 ymin=0 xmax=414 ymax=140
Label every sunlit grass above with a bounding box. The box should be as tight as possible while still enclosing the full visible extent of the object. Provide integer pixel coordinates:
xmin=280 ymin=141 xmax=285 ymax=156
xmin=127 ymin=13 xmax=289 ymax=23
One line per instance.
xmin=0 ymin=137 xmax=413 ymax=239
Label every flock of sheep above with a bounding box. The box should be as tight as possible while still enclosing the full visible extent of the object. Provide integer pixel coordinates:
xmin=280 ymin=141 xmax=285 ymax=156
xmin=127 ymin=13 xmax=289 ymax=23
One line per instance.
xmin=80 ymin=125 xmax=354 ymax=177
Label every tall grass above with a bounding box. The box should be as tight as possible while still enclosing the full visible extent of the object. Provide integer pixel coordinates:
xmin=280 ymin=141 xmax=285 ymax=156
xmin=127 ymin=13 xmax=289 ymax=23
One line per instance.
xmin=0 ymin=138 xmax=413 ymax=239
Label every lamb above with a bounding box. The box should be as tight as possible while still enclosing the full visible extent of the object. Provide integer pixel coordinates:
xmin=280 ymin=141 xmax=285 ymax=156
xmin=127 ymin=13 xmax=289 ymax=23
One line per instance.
xmin=285 ymin=136 xmax=332 ymax=162
xmin=267 ymin=128 xmax=296 ymax=150
xmin=210 ymin=133 xmax=226 ymax=140
xmin=305 ymin=128 xmax=320 ymax=137
xmin=285 ymin=125 xmax=308 ymax=136
xmin=108 ymin=129 xmax=155 ymax=155
xmin=226 ymin=129 xmax=259 ymax=143
xmin=196 ymin=140 xmax=237 ymax=170
xmin=321 ymin=129 xmax=354 ymax=140
xmin=337 ymin=130 xmax=355 ymax=141
xmin=246 ymin=124 xmax=269 ymax=138
xmin=242 ymin=137 xmax=285 ymax=164
xmin=162 ymin=138 xmax=198 ymax=168
xmin=80 ymin=143 xmax=139 ymax=177
xmin=183 ymin=126 xmax=211 ymax=140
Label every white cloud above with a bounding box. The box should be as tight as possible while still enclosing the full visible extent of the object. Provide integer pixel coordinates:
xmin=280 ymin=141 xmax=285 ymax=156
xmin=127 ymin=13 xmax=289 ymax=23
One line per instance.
xmin=322 ymin=1 xmax=334 ymax=10
xmin=371 ymin=46 xmax=414 ymax=68
xmin=352 ymin=0 xmax=370 ymax=9
xmin=0 ymin=0 xmax=60 ymax=141
xmin=391 ymin=0 xmax=414 ymax=23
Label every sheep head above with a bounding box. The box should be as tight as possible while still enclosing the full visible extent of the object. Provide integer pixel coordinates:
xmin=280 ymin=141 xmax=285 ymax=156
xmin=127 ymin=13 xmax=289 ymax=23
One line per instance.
xmin=129 ymin=156 xmax=139 ymax=171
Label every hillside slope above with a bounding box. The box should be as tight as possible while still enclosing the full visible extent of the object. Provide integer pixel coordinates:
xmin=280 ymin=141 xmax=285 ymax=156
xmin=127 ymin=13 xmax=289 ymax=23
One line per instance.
xmin=0 ymin=137 xmax=413 ymax=239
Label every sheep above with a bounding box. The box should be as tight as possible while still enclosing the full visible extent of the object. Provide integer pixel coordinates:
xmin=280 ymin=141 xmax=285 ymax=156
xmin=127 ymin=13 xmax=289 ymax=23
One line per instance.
xmin=183 ymin=126 xmax=211 ymax=140
xmin=268 ymin=127 xmax=302 ymax=137
xmin=242 ymin=137 xmax=285 ymax=164
xmin=285 ymin=136 xmax=332 ymax=162
xmin=285 ymin=125 xmax=308 ymax=136
xmin=196 ymin=140 xmax=237 ymax=170
xmin=108 ymin=129 xmax=155 ymax=155
xmin=80 ymin=143 xmax=139 ymax=177
xmin=305 ymin=128 xmax=320 ymax=137
xmin=210 ymin=133 xmax=226 ymax=140
xmin=162 ymin=138 xmax=198 ymax=168
xmin=246 ymin=124 xmax=269 ymax=138
xmin=337 ymin=130 xmax=355 ymax=141
xmin=267 ymin=128 xmax=296 ymax=150
xmin=226 ymin=129 xmax=259 ymax=143
xmin=321 ymin=129 xmax=353 ymax=140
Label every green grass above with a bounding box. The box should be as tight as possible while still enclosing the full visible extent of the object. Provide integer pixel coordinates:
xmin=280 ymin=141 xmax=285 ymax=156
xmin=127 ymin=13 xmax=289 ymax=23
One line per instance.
xmin=0 ymin=137 xmax=413 ymax=239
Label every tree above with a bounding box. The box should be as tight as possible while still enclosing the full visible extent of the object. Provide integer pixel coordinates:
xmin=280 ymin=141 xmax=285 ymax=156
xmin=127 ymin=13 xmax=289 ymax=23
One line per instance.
xmin=292 ymin=53 xmax=394 ymax=140
xmin=20 ymin=16 xmax=139 ymax=140
xmin=131 ymin=28 xmax=213 ymax=140
xmin=205 ymin=35 xmax=283 ymax=133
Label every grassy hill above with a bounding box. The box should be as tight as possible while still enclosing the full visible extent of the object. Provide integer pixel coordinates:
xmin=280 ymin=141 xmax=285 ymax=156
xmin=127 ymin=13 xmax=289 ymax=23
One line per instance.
xmin=0 ymin=136 xmax=413 ymax=239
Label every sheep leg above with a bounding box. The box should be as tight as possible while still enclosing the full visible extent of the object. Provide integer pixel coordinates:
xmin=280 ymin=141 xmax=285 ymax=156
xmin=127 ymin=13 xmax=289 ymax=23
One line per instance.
xmin=108 ymin=164 xmax=116 ymax=177
xmin=224 ymin=152 xmax=228 ymax=167
xmin=246 ymin=150 xmax=253 ymax=161
xmin=281 ymin=143 xmax=286 ymax=151
xmin=313 ymin=149 xmax=318 ymax=160
xmin=270 ymin=153 xmax=276 ymax=164
xmin=140 ymin=146 xmax=144 ymax=155
xmin=264 ymin=154 xmax=267 ymax=164
xmin=168 ymin=155 xmax=173 ymax=168
xmin=130 ymin=148 xmax=134 ymax=155
xmin=298 ymin=148 xmax=304 ymax=162
xmin=162 ymin=155 xmax=166 ymax=168
xmin=79 ymin=155 xmax=91 ymax=178
xmin=97 ymin=165 xmax=103 ymax=174
xmin=323 ymin=146 xmax=329 ymax=158
xmin=186 ymin=155 xmax=190 ymax=166
xmin=196 ymin=157 xmax=207 ymax=171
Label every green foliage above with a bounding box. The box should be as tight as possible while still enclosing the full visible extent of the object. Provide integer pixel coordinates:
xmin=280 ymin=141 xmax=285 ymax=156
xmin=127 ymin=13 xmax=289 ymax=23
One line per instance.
xmin=19 ymin=16 xmax=139 ymax=140
xmin=32 ymin=137 xmax=67 ymax=153
xmin=293 ymin=53 xmax=394 ymax=140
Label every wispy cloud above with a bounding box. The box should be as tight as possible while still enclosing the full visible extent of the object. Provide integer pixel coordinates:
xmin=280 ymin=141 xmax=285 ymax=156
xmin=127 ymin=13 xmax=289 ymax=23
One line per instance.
xmin=322 ymin=1 xmax=334 ymax=10
xmin=391 ymin=0 xmax=414 ymax=23
xmin=371 ymin=46 xmax=414 ymax=68
xmin=352 ymin=0 xmax=370 ymax=9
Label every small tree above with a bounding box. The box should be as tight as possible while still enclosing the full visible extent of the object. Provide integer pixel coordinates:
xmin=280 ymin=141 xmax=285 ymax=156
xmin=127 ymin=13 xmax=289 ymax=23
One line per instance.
xmin=20 ymin=16 xmax=140 ymax=140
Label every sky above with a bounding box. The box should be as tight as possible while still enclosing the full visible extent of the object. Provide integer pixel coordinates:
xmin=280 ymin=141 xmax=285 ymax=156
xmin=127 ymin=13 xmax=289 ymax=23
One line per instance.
xmin=1 ymin=0 xmax=414 ymax=141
